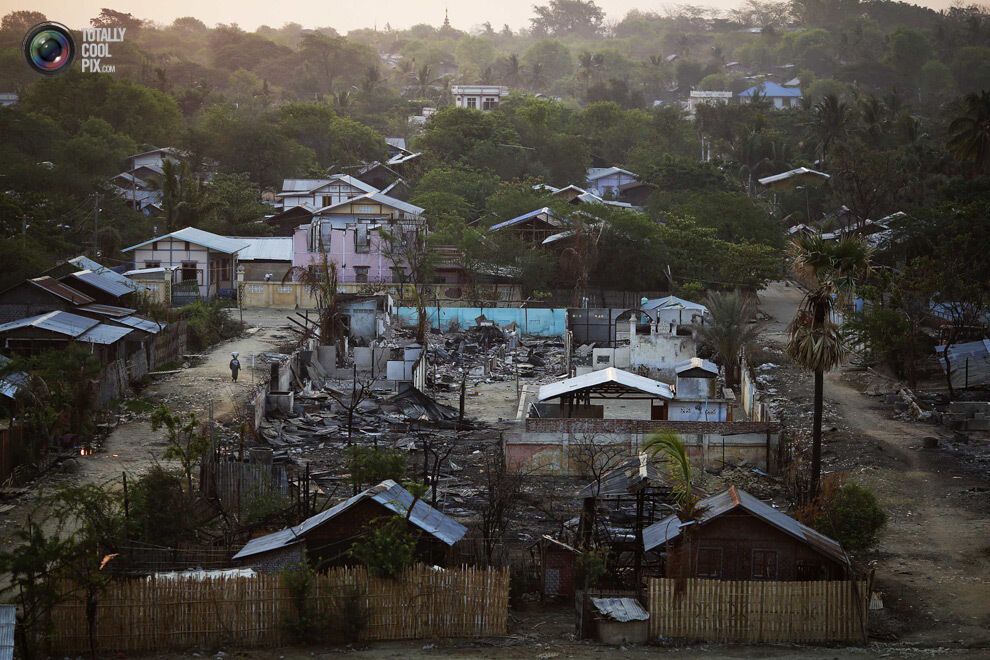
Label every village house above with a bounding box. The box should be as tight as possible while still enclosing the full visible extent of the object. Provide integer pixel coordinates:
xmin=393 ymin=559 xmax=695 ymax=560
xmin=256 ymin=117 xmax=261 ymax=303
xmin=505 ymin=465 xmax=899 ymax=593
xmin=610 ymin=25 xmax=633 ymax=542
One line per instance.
xmin=122 ymin=227 xmax=248 ymax=302
xmin=60 ymin=269 xmax=136 ymax=307
xmin=233 ymin=480 xmax=467 ymax=572
xmin=535 ymin=184 xmax=634 ymax=209
xmin=273 ymin=175 xmax=379 ymax=214
xmin=683 ymin=90 xmax=733 ymax=117
xmin=231 ymin=236 xmax=293 ymax=281
xmin=450 ymin=84 xmax=508 ymax=110
xmin=488 ymin=207 xmax=567 ymax=246
xmin=290 ymin=193 xmax=426 ymax=283
xmin=0 ymin=310 xmax=133 ymax=362
xmin=585 ymin=167 xmax=639 ymax=198
xmin=110 ymin=147 xmax=193 ymax=216
xmin=739 ymin=81 xmax=803 ymax=109
xmin=644 ymin=486 xmax=849 ymax=581
xmin=0 ymin=276 xmax=94 ymax=324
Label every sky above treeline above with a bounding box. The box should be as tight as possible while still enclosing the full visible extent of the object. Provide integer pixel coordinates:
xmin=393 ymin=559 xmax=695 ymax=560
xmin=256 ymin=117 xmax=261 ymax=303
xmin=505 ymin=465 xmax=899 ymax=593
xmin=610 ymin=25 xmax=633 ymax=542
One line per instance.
xmin=2 ymin=0 xmax=962 ymax=33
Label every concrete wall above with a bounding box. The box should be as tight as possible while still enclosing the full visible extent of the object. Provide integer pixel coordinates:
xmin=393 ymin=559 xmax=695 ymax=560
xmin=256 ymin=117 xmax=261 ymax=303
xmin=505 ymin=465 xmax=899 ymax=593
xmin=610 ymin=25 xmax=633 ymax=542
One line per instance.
xmin=237 ymin=281 xmax=524 ymax=310
xmin=395 ymin=306 xmax=567 ymax=337
xmin=504 ymin=419 xmax=778 ymax=476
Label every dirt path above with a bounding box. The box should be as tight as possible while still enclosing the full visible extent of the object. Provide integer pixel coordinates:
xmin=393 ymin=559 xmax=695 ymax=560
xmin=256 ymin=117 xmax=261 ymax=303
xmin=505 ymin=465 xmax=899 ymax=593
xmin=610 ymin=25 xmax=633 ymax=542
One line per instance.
xmin=756 ymin=282 xmax=990 ymax=647
xmin=0 ymin=309 xmax=292 ymax=555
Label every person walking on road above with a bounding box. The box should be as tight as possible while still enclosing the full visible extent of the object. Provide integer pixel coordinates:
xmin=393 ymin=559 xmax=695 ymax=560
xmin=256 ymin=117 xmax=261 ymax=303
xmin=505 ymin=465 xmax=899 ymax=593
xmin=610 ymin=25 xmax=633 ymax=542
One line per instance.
xmin=229 ymin=352 xmax=241 ymax=382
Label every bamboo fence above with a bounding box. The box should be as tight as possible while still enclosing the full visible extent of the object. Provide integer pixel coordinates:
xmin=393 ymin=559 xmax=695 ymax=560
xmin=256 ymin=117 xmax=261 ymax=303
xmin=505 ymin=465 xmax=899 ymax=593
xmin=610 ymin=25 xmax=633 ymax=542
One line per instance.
xmin=48 ymin=565 xmax=509 ymax=654
xmin=648 ymin=578 xmax=869 ymax=643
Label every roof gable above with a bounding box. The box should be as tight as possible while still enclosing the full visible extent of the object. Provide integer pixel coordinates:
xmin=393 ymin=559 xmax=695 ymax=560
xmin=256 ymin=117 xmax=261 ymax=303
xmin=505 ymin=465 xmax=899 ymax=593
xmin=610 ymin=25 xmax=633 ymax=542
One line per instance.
xmin=233 ymin=480 xmax=467 ymax=560
xmin=123 ymin=227 xmax=250 ymax=254
xmin=537 ymin=367 xmax=674 ymax=402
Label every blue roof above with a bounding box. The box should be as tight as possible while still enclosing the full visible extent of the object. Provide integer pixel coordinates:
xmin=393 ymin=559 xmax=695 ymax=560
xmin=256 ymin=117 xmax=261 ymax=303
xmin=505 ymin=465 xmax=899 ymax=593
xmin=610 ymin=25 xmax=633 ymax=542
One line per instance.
xmin=739 ymin=82 xmax=802 ymax=98
xmin=67 ymin=270 xmax=135 ymax=298
xmin=233 ymin=479 xmax=467 ymax=560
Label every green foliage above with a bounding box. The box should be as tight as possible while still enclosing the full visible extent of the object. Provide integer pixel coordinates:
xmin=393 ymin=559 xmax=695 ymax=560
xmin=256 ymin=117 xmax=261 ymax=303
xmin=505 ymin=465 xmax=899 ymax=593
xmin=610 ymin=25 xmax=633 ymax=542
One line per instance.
xmin=151 ymin=405 xmax=211 ymax=496
xmin=643 ymin=432 xmax=696 ymax=518
xmin=346 ymin=446 xmax=407 ymax=491
xmin=349 ymin=516 xmax=416 ymax=578
xmin=697 ymin=290 xmax=762 ymax=386
xmin=575 ymin=549 xmax=607 ymax=590
xmin=182 ymin=300 xmax=243 ymax=351
xmin=127 ymin=466 xmax=200 ymax=546
xmin=812 ymin=483 xmax=887 ymax=552
xmin=281 ymin=561 xmax=320 ymax=643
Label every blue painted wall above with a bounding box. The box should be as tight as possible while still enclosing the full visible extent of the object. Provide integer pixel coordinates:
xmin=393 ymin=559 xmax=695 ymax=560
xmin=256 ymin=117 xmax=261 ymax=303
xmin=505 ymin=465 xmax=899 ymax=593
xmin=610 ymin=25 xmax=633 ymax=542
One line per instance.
xmin=395 ymin=307 xmax=567 ymax=337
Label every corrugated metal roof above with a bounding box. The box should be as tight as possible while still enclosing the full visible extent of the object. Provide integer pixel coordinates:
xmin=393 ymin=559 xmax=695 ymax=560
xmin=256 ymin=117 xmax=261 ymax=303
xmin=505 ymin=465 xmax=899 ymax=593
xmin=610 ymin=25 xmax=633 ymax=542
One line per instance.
xmin=234 ymin=479 xmax=467 ymax=560
xmin=68 ymin=256 xmax=142 ymax=291
xmin=758 ymin=167 xmax=829 ymax=187
xmin=76 ymin=303 xmax=137 ymax=318
xmin=278 ymin=176 xmax=380 ymax=196
xmin=122 ymin=227 xmax=250 ymax=255
xmin=115 ymin=315 xmax=166 ymax=334
xmin=643 ymin=486 xmax=847 ymax=565
xmin=591 ymin=597 xmax=650 ymax=622
xmin=578 ymin=453 xmax=664 ymax=498
xmin=232 ymin=237 xmax=293 ymax=262
xmin=489 ymin=207 xmax=561 ymax=232
xmin=586 ymin=166 xmax=637 ymax=182
xmin=935 ymin=339 xmax=990 ymax=388
xmin=385 ymin=137 xmax=407 ymax=151
xmin=642 ymin=295 xmax=708 ymax=313
xmin=0 ymin=310 xmax=98 ymax=337
xmin=27 ymin=276 xmax=94 ymax=304
xmin=0 ymin=604 xmax=14 ymax=660
xmin=675 ymin=357 xmax=718 ymax=375
xmin=67 ymin=269 xmax=135 ymax=298
xmin=77 ymin=323 xmax=133 ymax=345
xmin=537 ymin=368 xmax=674 ymax=402
xmin=740 ymin=81 xmax=803 ymax=98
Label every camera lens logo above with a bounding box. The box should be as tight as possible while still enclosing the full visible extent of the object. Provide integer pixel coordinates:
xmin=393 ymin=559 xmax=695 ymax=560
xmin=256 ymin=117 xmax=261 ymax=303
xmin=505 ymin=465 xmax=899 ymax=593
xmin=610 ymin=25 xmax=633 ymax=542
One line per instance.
xmin=23 ymin=22 xmax=76 ymax=75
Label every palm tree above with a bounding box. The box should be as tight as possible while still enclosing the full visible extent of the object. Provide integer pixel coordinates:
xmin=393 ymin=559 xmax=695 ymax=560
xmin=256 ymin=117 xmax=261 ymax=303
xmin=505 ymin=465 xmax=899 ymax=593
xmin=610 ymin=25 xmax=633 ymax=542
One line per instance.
xmin=643 ymin=431 xmax=698 ymax=582
xmin=281 ymin=249 xmax=345 ymax=345
xmin=948 ymin=90 xmax=990 ymax=170
xmin=811 ymin=94 xmax=852 ymax=167
xmin=411 ymin=64 xmax=440 ymax=100
xmin=501 ymin=53 xmax=522 ymax=86
xmin=643 ymin=431 xmax=696 ymax=519
xmin=697 ymin=290 xmax=761 ymax=388
xmin=787 ymin=235 xmax=872 ymax=498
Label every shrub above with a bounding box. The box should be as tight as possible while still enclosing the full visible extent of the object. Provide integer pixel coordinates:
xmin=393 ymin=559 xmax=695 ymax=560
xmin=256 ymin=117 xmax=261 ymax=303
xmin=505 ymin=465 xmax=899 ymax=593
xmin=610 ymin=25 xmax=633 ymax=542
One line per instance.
xmin=810 ymin=482 xmax=887 ymax=552
xmin=281 ymin=561 xmax=319 ymax=643
xmin=346 ymin=446 xmax=406 ymax=491
xmin=349 ymin=516 xmax=416 ymax=578
xmin=182 ymin=300 xmax=242 ymax=351
xmin=330 ymin=584 xmax=371 ymax=643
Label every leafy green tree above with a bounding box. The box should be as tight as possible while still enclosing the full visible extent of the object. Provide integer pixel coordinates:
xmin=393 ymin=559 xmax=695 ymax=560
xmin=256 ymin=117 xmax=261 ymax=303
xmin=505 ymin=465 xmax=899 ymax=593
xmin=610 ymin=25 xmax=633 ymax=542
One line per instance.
xmin=277 ymin=102 xmax=386 ymax=168
xmin=530 ymin=0 xmax=605 ymax=37
xmin=948 ymin=91 xmax=990 ymax=171
xmin=151 ymin=405 xmax=210 ymax=496
xmin=522 ymin=40 xmax=575 ymax=82
xmin=812 ymin=482 xmax=886 ymax=551
xmin=349 ymin=516 xmax=416 ymax=578
xmin=346 ymin=446 xmax=406 ymax=492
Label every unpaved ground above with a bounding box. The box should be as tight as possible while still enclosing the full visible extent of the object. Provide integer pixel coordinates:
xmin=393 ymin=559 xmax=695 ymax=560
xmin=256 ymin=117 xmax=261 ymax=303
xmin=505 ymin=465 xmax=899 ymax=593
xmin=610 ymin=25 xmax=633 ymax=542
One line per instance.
xmin=756 ymin=282 xmax=990 ymax=647
xmin=0 ymin=309 xmax=292 ymax=555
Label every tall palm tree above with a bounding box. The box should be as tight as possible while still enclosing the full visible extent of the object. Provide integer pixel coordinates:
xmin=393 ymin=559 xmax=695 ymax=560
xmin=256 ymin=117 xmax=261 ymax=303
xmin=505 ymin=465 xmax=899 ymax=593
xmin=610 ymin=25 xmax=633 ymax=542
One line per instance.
xmin=697 ymin=290 xmax=761 ymax=388
xmin=411 ymin=64 xmax=440 ymax=100
xmin=948 ymin=90 xmax=990 ymax=170
xmin=787 ymin=235 xmax=872 ymax=498
xmin=811 ymin=94 xmax=852 ymax=167
xmin=501 ymin=53 xmax=522 ymax=86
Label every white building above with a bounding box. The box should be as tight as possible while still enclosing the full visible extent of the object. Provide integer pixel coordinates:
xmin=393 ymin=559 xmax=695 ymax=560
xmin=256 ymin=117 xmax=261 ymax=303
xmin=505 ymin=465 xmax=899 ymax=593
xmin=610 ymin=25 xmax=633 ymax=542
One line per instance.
xmin=683 ymin=90 xmax=732 ymax=117
xmin=123 ymin=227 xmax=248 ymax=301
xmin=585 ymin=167 xmax=638 ymax=198
xmin=274 ymin=176 xmax=379 ymax=212
xmin=451 ymin=85 xmax=508 ymax=111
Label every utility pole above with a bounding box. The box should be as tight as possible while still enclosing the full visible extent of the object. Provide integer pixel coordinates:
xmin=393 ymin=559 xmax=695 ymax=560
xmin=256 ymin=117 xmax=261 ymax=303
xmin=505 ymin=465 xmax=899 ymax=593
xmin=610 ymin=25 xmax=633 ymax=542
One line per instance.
xmin=92 ymin=192 xmax=101 ymax=257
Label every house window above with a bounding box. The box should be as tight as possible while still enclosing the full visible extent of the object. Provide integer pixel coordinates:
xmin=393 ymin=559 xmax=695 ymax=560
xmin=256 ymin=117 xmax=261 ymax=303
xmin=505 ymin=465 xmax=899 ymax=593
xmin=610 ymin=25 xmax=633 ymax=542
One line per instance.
xmin=144 ymin=261 xmax=160 ymax=269
xmin=354 ymin=266 xmax=369 ymax=283
xmin=752 ymin=549 xmax=778 ymax=580
xmin=180 ymin=261 xmax=199 ymax=283
xmin=466 ymin=97 xmax=477 ymax=109
xmin=696 ymin=547 xmax=723 ymax=578
xmin=354 ymin=224 xmax=371 ymax=253
xmin=152 ymin=241 xmax=158 ymax=250
xmin=483 ymin=97 xmax=498 ymax=110
xmin=184 ymin=241 xmax=191 ymax=251
xmin=322 ymin=195 xmax=332 ymax=208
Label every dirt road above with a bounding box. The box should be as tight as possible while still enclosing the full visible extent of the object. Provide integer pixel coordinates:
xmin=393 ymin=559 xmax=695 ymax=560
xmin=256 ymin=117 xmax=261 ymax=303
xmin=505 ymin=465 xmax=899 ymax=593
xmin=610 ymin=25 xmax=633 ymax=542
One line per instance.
xmin=0 ymin=309 xmax=292 ymax=554
xmin=757 ymin=282 xmax=990 ymax=647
